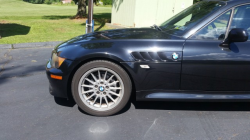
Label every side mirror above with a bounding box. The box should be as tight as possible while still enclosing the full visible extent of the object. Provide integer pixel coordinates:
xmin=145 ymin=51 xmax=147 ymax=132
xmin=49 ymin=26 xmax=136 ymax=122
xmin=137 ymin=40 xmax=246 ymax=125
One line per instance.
xmin=219 ymin=28 xmax=248 ymax=48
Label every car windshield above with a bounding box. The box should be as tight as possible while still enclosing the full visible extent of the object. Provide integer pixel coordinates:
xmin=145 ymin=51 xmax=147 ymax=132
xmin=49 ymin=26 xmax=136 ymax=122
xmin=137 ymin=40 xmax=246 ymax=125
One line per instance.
xmin=160 ymin=1 xmax=226 ymax=36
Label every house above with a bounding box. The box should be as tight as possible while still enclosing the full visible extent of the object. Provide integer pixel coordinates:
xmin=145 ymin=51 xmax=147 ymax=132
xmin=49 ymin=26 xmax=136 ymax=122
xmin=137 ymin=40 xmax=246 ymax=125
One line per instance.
xmin=61 ymin=0 xmax=72 ymax=4
xmin=112 ymin=0 xmax=193 ymax=28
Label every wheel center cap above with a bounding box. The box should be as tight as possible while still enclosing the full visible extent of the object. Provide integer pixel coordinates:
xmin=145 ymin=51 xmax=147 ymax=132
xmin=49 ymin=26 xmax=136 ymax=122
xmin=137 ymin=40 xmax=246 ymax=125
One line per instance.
xmin=99 ymin=86 xmax=105 ymax=92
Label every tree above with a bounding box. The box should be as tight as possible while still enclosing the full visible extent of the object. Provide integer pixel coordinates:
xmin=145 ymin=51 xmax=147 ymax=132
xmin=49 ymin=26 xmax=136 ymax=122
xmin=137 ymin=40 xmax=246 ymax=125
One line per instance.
xmin=75 ymin=0 xmax=87 ymax=18
xmin=93 ymin=0 xmax=100 ymax=5
xmin=194 ymin=0 xmax=201 ymax=4
xmin=74 ymin=0 xmax=100 ymax=19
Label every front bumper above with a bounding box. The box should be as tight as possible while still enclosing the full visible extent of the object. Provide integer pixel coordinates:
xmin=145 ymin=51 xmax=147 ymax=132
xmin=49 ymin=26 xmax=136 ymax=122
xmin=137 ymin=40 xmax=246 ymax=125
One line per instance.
xmin=46 ymin=59 xmax=74 ymax=98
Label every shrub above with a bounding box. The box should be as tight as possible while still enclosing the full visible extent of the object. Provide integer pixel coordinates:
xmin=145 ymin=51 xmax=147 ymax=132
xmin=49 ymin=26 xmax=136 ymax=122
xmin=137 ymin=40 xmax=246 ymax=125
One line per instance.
xmin=102 ymin=0 xmax=112 ymax=5
xmin=44 ymin=0 xmax=53 ymax=4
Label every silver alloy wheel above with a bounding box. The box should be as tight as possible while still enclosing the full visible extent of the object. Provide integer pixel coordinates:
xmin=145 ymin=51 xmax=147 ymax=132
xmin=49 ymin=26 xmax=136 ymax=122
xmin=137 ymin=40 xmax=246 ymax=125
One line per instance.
xmin=78 ymin=67 xmax=124 ymax=111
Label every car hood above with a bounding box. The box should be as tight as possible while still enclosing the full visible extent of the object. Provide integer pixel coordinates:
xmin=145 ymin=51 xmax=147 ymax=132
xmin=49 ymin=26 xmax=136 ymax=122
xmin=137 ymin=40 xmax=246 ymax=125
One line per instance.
xmin=56 ymin=28 xmax=181 ymax=48
xmin=92 ymin=28 xmax=179 ymax=40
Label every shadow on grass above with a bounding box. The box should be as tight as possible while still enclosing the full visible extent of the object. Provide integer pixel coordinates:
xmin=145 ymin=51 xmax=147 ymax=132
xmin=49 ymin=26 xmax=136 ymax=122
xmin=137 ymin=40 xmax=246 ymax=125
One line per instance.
xmin=43 ymin=13 xmax=111 ymax=31
xmin=94 ymin=19 xmax=106 ymax=31
xmin=94 ymin=13 xmax=111 ymax=19
xmin=80 ymin=20 xmax=106 ymax=32
xmin=42 ymin=15 xmax=73 ymax=20
xmin=42 ymin=13 xmax=111 ymax=20
xmin=0 ymin=23 xmax=30 ymax=38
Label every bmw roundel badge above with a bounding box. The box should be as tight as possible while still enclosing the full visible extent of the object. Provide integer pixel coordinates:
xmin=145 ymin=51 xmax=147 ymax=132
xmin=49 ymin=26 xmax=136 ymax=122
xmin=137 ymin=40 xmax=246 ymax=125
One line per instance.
xmin=99 ymin=86 xmax=104 ymax=91
xmin=172 ymin=52 xmax=179 ymax=60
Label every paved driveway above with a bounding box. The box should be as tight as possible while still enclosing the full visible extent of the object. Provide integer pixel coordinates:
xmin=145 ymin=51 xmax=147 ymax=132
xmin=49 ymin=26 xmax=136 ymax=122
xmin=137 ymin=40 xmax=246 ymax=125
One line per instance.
xmin=1 ymin=47 xmax=250 ymax=140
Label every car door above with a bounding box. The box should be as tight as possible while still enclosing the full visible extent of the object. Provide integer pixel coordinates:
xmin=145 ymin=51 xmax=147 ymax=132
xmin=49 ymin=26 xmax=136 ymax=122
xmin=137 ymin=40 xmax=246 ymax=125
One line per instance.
xmin=181 ymin=4 xmax=250 ymax=91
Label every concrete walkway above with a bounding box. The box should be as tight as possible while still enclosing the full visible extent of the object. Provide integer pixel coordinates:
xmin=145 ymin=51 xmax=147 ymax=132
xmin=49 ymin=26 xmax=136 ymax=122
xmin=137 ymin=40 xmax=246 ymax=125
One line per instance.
xmin=0 ymin=41 xmax=63 ymax=49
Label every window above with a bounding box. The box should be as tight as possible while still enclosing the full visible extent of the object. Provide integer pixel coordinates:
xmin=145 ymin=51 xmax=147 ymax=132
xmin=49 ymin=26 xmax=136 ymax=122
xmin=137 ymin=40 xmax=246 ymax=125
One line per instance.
xmin=191 ymin=10 xmax=232 ymax=40
xmin=230 ymin=4 xmax=250 ymax=40
xmin=160 ymin=1 xmax=226 ymax=36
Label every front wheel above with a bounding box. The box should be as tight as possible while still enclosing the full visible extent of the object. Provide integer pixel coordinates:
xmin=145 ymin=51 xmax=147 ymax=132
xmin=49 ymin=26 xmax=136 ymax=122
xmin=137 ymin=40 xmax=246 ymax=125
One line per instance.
xmin=72 ymin=60 xmax=132 ymax=116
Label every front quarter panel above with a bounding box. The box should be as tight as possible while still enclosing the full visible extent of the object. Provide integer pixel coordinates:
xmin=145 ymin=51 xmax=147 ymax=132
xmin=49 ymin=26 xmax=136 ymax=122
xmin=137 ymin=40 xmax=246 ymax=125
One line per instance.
xmin=56 ymin=39 xmax=185 ymax=92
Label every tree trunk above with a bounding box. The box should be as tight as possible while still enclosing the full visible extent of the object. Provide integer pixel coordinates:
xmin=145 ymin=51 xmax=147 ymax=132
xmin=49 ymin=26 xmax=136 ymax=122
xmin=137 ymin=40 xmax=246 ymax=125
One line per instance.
xmin=94 ymin=0 xmax=98 ymax=6
xmin=75 ymin=0 xmax=87 ymax=18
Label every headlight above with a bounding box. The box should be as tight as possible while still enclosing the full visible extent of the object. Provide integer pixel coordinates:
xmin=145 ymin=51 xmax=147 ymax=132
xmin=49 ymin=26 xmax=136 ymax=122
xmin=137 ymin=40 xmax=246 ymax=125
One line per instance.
xmin=51 ymin=53 xmax=66 ymax=68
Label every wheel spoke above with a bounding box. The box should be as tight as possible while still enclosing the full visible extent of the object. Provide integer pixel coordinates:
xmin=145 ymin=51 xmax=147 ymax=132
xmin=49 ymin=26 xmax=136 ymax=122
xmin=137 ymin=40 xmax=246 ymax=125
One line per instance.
xmin=110 ymin=87 xmax=122 ymax=90
xmin=83 ymin=89 xmax=94 ymax=94
xmin=103 ymin=71 xmax=107 ymax=80
xmin=109 ymin=91 xmax=120 ymax=97
xmin=99 ymin=97 xmax=102 ymax=107
xmin=107 ymin=94 xmax=116 ymax=103
xmin=85 ymin=78 xmax=95 ymax=85
xmin=90 ymin=73 xmax=98 ymax=82
xmin=92 ymin=96 xmax=98 ymax=105
xmin=104 ymin=96 xmax=109 ymax=107
xmin=107 ymin=75 xmax=114 ymax=83
xmin=109 ymin=81 xmax=119 ymax=86
xmin=98 ymin=70 xmax=101 ymax=80
xmin=81 ymin=84 xmax=94 ymax=88
xmin=86 ymin=93 xmax=95 ymax=100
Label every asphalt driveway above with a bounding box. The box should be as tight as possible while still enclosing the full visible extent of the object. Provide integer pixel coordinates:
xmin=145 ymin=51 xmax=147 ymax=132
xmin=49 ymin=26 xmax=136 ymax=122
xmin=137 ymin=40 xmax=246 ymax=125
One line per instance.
xmin=1 ymin=47 xmax=250 ymax=140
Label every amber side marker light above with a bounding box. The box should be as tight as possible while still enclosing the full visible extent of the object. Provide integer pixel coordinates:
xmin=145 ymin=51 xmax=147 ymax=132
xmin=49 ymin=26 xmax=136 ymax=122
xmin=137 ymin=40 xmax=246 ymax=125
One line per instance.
xmin=51 ymin=74 xmax=62 ymax=80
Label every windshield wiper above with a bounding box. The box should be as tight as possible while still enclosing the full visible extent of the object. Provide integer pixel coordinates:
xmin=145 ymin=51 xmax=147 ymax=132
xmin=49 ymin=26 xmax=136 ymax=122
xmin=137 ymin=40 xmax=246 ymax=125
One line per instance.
xmin=150 ymin=24 xmax=163 ymax=31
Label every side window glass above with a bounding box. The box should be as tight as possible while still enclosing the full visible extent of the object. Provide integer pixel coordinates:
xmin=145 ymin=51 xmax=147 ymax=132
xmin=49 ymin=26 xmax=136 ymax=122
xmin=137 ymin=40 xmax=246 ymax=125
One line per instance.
xmin=191 ymin=10 xmax=231 ymax=40
xmin=230 ymin=5 xmax=250 ymax=40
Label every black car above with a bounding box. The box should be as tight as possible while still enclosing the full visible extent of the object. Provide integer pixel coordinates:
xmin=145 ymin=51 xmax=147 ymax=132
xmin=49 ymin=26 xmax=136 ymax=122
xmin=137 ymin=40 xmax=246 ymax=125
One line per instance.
xmin=46 ymin=0 xmax=250 ymax=116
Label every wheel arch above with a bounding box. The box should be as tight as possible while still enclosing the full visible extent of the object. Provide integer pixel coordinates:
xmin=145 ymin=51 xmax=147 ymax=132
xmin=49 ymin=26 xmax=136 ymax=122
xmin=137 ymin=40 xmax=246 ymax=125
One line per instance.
xmin=66 ymin=57 xmax=136 ymax=100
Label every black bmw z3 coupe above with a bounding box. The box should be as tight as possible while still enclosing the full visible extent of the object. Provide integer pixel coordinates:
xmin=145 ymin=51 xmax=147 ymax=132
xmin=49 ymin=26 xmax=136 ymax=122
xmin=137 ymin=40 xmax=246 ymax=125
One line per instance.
xmin=46 ymin=0 xmax=250 ymax=116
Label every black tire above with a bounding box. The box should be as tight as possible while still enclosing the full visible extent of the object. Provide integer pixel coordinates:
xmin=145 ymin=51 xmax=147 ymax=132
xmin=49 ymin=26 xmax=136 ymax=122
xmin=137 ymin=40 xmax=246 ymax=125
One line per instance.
xmin=71 ymin=60 xmax=132 ymax=116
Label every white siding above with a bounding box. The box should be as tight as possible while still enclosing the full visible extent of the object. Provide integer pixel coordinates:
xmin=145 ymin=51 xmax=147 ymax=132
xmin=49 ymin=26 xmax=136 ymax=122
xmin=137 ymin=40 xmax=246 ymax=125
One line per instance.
xmin=111 ymin=0 xmax=136 ymax=27
xmin=112 ymin=0 xmax=193 ymax=28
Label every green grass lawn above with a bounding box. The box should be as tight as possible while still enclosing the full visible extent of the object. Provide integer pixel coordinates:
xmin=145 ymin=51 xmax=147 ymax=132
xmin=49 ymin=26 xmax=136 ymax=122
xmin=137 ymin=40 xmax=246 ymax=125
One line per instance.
xmin=0 ymin=0 xmax=112 ymax=44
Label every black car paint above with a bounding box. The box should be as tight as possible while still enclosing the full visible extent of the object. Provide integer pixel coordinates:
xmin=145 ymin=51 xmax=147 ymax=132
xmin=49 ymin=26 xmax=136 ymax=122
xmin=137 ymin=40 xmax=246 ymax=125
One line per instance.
xmin=182 ymin=40 xmax=250 ymax=91
xmin=46 ymin=0 xmax=250 ymax=100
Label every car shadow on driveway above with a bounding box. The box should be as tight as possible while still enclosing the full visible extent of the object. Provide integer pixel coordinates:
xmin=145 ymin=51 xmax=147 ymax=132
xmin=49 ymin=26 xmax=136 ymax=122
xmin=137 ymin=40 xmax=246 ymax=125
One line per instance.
xmin=54 ymin=97 xmax=76 ymax=107
xmin=132 ymin=100 xmax=250 ymax=111
xmin=77 ymin=102 xmax=132 ymax=116
xmin=54 ymin=96 xmax=132 ymax=116
xmin=53 ymin=93 xmax=250 ymax=116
